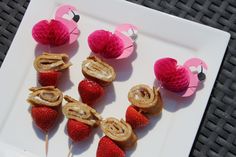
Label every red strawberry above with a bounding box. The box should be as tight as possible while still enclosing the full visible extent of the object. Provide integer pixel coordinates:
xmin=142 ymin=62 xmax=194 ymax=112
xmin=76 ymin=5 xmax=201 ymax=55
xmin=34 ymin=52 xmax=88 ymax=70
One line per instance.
xmin=97 ymin=136 xmax=125 ymax=157
xmin=125 ymin=105 xmax=149 ymax=129
xmin=38 ymin=71 xmax=61 ymax=86
xmin=78 ymin=79 xmax=104 ymax=105
xmin=67 ymin=119 xmax=91 ymax=142
xmin=31 ymin=106 xmax=59 ymax=133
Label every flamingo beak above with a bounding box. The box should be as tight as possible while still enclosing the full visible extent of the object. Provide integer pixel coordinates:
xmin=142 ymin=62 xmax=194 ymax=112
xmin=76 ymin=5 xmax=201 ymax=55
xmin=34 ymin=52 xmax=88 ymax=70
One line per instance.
xmin=71 ymin=10 xmax=80 ymax=23
xmin=197 ymin=65 xmax=206 ymax=81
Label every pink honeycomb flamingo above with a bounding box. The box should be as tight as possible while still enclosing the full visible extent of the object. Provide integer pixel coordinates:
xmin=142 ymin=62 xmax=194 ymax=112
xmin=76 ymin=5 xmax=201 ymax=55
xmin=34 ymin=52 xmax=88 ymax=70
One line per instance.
xmin=32 ymin=4 xmax=80 ymax=46
xmin=87 ymin=24 xmax=137 ymax=59
xmin=154 ymin=58 xmax=207 ymax=97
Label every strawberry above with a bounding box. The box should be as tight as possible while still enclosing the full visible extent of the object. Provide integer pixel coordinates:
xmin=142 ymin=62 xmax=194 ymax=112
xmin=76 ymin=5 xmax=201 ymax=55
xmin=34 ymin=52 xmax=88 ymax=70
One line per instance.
xmin=125 ymin=105 xmax=149 ymax=129
xmin=31 ymin=106 xmax=59 ymax=133
xmin=38 ymin=71 xmax=61 ymax=86
xmin=97 ymin=136 xmax=125 ymax=157
xmin=78 ymin=79 xmax=104 ymax=105
xmin=67 ymin=119 xmax=91 ymax=142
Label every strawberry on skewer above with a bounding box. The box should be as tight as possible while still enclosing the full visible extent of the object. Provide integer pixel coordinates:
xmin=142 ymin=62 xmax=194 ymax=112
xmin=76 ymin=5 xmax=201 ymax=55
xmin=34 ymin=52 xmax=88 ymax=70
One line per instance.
xmin=66 ymin=119 xmax=92 ymax=157
xmin=27 ymin=86 xmax=63 ymax=156
xmin=97 ymin=136 xmax=125 ymax=157
xmin=96 ymin=84 xmax=163 ymax=156
xmin=67 ymin=119 xmax=92 ymax=142
xmin=62 ymin=95 xmax=102 ymax=157
xmin=78 ymin=79 xmax=104 ymax=106
xmin=38 ymin=71 xmax=61 ymax=87
xmin=125 ymin=105 xmax=149 ymax=129
xmin=31 ymin=106 xmax=59 ymax=156
xmin=34 ymin=52 xmax=72 ymax=87
xmin=31 ymin=106 xmax=59 ymax=133
xmin=125 ymin=84 xmax=163 ymax=130
xmin=96 ymin=117 xmax=137 ymax=157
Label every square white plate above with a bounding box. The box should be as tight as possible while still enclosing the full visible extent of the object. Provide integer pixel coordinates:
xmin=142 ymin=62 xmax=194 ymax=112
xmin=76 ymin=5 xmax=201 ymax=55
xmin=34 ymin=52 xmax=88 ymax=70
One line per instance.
xmin=0 ymin=0 xmax=230 ymax=157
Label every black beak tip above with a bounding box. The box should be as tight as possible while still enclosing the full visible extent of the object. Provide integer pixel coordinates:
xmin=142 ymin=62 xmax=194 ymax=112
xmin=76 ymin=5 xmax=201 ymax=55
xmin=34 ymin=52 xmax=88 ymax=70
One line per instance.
xmin=198 ymin=72 xmax=206 ymax=81
xmin=73 ymin=15 xmax=80 ymax=23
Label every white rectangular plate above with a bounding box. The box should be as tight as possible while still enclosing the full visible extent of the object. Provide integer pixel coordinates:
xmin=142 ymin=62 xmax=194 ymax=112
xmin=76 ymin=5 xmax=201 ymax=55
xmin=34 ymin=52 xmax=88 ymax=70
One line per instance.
xmin=0 ymin=0 xmax=230 ymax=157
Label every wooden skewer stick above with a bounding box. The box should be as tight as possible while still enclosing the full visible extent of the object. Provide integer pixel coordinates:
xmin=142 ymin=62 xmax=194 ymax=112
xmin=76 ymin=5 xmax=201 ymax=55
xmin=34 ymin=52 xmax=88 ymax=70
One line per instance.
xmin=45 ymin=133 xmax=49 ymax=157
xmin=67 ymin=141 xmax=74 ymax=157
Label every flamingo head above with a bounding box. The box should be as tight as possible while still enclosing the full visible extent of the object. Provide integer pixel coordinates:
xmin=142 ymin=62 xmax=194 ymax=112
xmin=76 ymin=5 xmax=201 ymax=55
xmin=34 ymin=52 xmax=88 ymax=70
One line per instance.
xmin=182 ymin=58 xmax=207 ymax=97
xmin=154 ymin=57 xmax=207 ymax=97
xmin=55 ymin=4 xmax=80 ymax=23
xmin=114 ymin=24 xmax=138 ymax=59
xmin=54 ymin=4 xmax=80 ymax=45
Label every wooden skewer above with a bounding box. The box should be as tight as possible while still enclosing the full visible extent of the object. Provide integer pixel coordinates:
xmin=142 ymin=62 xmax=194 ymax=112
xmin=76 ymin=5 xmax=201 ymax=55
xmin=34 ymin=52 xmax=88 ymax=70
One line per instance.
xmin=45 ymin=133 xmax=49 ymax=157
xmin=67 ymin=141 xmax=74 ymax=157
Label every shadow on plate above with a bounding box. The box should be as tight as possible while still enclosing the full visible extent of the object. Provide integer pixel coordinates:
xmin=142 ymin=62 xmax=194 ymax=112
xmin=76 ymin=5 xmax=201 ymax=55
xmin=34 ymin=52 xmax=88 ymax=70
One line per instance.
xmin=152 ymin=80 xmax=207 ymax=112
xmin=57 ymin=69 xmax=74 ymax=92
xmin=105 ymin=44 xmax=137 ymax=82
xmin=34 ymin=41 xmax=79 ymax=58
xmin=135 ymin=112 xmax=162 ymax=139
xmin=126 ymin=112 xmax=162 ymax=157
xmin=93 ymin=83 xmax=116 ymax=113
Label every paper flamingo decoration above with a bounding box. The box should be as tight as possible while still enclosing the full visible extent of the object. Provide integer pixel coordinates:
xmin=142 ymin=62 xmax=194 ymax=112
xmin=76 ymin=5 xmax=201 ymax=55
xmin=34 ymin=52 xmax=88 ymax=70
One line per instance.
xmin=88 ymin=24 xmax=137 ymax=59
xmin=32 ymin=4 xmax=80 ymax=46
xmin=154 ymin=57 xmax=207 ymax=97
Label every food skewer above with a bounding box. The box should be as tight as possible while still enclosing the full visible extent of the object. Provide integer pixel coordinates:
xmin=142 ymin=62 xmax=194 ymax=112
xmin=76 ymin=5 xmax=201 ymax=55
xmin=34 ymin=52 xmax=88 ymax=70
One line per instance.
xmin=27 ymin=86 xmax=63 ymax=156
xmin=62 ymin=95 xmax=102 ymax=157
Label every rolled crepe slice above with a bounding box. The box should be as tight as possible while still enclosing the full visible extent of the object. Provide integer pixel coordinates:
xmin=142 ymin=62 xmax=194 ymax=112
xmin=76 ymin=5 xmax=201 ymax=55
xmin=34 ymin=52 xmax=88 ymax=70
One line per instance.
xmin=101 ymin=117 xmax=137 ymax=149
xmin=27 ymin=86 xmax=63 ymax=107
xmin=82 ymin=56 xmax=116 ymax=86
xmin=128 ymin=84 xmax=163 ymax=115
xmin=62 ymin=95 xmax=102 ymax=127
xmin=34 ymin=52 xmax=72 ymax=72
